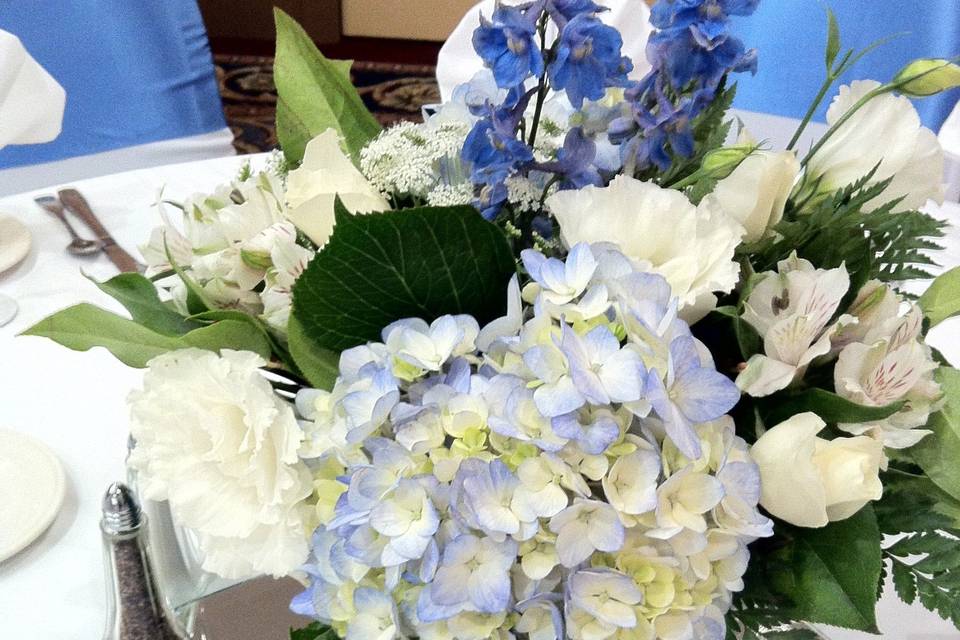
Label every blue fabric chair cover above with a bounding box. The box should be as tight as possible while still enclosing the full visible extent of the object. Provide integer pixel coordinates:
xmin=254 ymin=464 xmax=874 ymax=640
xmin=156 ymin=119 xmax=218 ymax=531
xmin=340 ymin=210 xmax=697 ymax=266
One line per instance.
xmin=0 ymin=1 xmax=226 ymax=169
xmin=731 ymin=0 xmax=960 ymax=131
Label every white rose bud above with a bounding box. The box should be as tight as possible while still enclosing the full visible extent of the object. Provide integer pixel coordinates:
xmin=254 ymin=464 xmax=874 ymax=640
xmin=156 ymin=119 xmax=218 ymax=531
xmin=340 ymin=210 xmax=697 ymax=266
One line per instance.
xmin=712 ymin=134 xmax=799 ymax=243
xmin=284 ymin=129 xmax=390 ymax=247
xmin=750 ymin=412 xmax=884 ymax=528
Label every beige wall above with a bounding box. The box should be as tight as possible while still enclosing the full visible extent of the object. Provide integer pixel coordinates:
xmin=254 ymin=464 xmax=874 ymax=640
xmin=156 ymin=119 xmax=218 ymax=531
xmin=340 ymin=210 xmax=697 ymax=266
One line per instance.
xmin=343 ymin=0 xmax=479 ymax=41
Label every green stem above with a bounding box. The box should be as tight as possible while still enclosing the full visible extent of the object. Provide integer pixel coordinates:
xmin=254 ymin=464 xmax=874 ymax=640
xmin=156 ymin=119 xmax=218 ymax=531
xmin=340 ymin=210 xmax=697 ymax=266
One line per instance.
xmin=787 ymin=74 xmax=836 ymax=151
xmin=800 ymin=87 xmax=884 ymax=168
xmin=527 ymin=15 xmax=550 ymax=148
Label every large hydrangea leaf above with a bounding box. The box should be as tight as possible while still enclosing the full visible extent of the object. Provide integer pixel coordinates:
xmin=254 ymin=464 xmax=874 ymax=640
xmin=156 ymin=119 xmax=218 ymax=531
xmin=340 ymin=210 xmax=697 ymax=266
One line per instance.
xmin=291 ymin=201 xmax=516 ymax=352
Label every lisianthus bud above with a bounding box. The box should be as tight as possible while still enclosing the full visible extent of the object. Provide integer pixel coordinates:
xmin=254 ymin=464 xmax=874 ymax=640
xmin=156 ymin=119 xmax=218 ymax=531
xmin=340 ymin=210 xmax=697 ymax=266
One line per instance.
xmin=750 ymin=413 xmax=884 ymax=528
xmin=711 ymin=133 xmax=799 ymax=243
xmin=893 ymin=58 xmax=960 ymax=97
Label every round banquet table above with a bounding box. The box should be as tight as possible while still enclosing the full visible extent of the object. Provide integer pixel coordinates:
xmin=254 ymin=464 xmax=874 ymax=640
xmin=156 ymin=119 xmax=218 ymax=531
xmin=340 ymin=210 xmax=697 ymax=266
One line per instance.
xmin=0 ymin=154 xmax=959 ymax=639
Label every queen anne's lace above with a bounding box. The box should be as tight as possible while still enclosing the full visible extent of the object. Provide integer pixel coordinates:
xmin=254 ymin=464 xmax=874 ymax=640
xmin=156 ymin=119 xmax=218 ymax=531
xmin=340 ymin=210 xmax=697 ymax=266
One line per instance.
xmin=292 ymin=243 xmax=771 ymax=640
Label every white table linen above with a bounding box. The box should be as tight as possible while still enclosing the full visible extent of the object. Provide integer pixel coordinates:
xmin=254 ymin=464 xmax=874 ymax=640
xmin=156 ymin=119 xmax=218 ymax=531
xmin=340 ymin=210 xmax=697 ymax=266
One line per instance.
xmin=0 ymin=154 xmax=958 ymax=639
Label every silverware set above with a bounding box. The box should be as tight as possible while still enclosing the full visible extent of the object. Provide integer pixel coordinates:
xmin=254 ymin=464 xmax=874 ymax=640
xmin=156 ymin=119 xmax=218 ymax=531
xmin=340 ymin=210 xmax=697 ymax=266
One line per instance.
xmin=35 ymin=189 xmax=143 ymax=273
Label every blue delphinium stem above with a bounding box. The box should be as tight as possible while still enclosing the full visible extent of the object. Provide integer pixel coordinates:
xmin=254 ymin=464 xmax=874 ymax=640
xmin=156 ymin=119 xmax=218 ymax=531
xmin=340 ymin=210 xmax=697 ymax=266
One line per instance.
xmin=528 ymin=13 xmax=551 ymax=147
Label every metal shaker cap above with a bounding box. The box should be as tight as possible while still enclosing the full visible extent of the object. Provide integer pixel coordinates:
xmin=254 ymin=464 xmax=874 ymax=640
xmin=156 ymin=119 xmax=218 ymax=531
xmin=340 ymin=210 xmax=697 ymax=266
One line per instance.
xmin=101 ymin=482 xmax=143 ymax=535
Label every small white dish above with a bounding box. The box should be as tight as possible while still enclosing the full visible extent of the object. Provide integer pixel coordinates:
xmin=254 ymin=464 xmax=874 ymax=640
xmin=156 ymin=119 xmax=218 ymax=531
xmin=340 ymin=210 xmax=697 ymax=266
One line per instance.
xmin=0 ymin=214 xmax=31 ymax=274
xmin=0 ymin=428 xmax=66 ymax=562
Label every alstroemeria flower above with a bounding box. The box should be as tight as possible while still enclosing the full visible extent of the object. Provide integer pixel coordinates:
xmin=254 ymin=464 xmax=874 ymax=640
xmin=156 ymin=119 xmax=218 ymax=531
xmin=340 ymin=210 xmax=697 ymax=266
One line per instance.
xmin=737 ymin=253 xmax=851 ymax=397
xmin=834 ymin=306 xmax=941 ymax=449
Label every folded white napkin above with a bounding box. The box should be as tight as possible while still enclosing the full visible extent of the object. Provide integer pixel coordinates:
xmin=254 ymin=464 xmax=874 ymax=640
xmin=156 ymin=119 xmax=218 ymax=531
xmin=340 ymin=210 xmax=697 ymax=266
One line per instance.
xmin=436 ymin=0 xmax=653 ymax=102
xmin=939 ymin=100 xmax=960 ymax=202
xmin=0 ymin=30 xmax=66 ymax=150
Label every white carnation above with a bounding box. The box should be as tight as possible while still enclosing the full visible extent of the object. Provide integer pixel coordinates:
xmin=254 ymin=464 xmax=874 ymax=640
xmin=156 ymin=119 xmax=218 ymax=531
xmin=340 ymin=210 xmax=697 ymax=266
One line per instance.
xmin=128 ymin=349 xmax=313 ymax=579
xmin=547 ymin=175 xmax=744 ymax=321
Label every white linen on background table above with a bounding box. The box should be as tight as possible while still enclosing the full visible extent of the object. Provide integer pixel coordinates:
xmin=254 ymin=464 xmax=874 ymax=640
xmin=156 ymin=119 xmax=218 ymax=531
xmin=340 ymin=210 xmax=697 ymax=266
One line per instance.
xmin=0 ymin=154 xmax=262 ymax=638
xmin=0 ymin=153 xmax=957 ymax=639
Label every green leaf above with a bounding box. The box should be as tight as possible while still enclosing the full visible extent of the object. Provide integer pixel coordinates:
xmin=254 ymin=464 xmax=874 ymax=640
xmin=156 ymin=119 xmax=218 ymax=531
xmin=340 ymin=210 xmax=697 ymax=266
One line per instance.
xmin=288 ymin=315 xmax=340 ymax=390
xmin=22 ymin=304 xmax=272 ymax=368
xmin=712 ymin=305 xmax=762 ymax=360
xmin=825 ymin=9 xmax=841 ymax=70
xmin=771 ymin=507 xmax=882 ymax=632
xmin=908 ymin=367 xmax=960 ymax=502
xmin=290 ymin=622 xmax=338 ymax=640
xmin=919 ymin=266 xmax=960 ymax=327
xmin=274 ymin=8 xmax=381 ymax=164
xmin=292 ymin=201 xmax=517 ymax=352
xmin=765 ymin=388 xmax=904 ymax=427
xmin=91 ymin=272 xmax=200 ymax=335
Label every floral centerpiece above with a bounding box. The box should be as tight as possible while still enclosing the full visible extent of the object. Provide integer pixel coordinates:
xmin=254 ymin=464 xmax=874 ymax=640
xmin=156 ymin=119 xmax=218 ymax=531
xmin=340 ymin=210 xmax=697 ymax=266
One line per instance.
xmin=25 ymin=1 xmax=960 ymax=638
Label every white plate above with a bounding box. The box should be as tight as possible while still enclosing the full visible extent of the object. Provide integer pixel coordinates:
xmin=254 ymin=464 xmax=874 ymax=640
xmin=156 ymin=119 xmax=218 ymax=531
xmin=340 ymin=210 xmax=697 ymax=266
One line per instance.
xmin=0 ymin=214 xmax=31 ymax=274
xmin=0 ymin=428 xmax=66 ymax=562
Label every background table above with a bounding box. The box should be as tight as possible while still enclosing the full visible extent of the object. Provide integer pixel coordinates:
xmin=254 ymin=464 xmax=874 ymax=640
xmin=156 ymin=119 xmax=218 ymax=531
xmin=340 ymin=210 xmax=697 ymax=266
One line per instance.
xmin=0 ymin=155 xmax=958 ymax=639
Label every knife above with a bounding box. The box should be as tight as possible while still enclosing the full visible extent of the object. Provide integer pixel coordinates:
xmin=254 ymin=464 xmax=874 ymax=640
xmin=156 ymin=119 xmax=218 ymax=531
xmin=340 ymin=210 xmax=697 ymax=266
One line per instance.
xmin=57 ymin=188 xmax=142 ymax=273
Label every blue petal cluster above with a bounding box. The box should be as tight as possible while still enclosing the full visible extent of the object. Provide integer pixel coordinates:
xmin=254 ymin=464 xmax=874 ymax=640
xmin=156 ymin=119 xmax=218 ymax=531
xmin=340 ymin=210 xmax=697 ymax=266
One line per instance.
xmin=615 ymin=0 xmax=760 ymax=172
xmin=460 ymin=0 xmax=632 ymax=219
xmin=291 ymin=243 xmax=771 ymax=640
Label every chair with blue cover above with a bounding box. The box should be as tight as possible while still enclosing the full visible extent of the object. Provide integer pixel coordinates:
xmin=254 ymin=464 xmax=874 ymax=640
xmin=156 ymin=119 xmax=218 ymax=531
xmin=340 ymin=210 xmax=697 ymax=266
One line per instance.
xmin=0 ymin=1 xmax=233 ymax=195
xmin=729 ymin=0 xmax=960 ymax=146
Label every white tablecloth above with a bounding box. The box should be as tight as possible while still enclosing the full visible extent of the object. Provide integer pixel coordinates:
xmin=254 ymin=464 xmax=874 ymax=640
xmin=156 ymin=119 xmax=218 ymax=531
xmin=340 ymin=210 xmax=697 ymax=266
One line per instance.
xmin=0 ymin=155 xmax=958 ymax=639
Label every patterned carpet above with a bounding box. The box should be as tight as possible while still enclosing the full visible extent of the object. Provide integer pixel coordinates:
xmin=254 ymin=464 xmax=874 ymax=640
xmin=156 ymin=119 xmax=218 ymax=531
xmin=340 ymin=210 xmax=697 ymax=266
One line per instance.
xmin=214 ymin=54 xmax=441 ymax=154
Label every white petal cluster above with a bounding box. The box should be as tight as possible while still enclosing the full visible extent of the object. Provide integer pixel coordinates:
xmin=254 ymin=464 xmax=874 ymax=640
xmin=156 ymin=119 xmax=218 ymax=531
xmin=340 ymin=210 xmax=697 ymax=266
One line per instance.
xmin=360 ymin=120 xmax=472 ymax=202
xmin=833 ymin=281 xmax=943 ymax=448
xmin=128 ymin=349 xmax=313 ymax=578
xmin=141 ymin=169 xmax=315 ymax=335
xmin=547 ymin=175 xmax=744 ymax=322
xmin=292 ymin=242 xmax=771 ymax=640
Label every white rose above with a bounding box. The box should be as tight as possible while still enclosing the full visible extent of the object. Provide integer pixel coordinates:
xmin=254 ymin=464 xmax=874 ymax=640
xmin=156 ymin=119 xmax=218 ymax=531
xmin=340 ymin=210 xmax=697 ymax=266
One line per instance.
xmin=547 ymin=175 xmax=744 ymax=322
xmin=711 ymin=136 xmax=799 ymax=243
xmin=750 ymin=412 xmax=884 ymax=528
xmin=284 ymin=129 xmax=390 ymax=247
xmin=128 ymin=349 xmax=313 ymax=579
xmin=806 ymin=80 xmax=944 ymax=212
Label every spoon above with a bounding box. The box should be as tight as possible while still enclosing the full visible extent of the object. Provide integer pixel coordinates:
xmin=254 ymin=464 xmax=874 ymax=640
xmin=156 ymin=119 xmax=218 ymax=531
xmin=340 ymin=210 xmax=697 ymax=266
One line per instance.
xmin=34 ymin=195 xmax=102 ymax=256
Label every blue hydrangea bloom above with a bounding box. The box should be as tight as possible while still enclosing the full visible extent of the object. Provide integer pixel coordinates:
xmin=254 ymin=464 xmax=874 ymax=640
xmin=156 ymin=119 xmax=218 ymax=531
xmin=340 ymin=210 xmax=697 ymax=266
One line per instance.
xmin=473 ymin=6 xmax=544 ymax=89
xmin=549 ymin=15 xmax=632 ymax=108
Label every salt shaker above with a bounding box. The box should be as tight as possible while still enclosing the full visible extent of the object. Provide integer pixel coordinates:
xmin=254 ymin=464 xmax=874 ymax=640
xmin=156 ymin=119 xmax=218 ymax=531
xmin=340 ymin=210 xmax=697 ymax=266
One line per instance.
xmin=100 ymin=482 xmax=188 ymax=640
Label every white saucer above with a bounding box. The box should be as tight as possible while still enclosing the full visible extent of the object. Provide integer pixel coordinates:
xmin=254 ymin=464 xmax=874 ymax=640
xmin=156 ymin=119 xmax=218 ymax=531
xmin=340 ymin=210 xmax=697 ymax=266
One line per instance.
xmin=0 ymin=428 xmax=66 ymax=562
xmin=0 ymin=215 xmax=31 ymax=274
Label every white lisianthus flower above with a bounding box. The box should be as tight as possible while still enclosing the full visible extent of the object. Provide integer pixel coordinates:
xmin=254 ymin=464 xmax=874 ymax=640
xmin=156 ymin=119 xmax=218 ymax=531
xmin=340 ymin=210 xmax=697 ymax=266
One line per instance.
xmin=285 ymin=129 xmax=390 ymax=247
xmin=805 ymin=80 xmax=945 ymax=212
xmin=834 ymin=305 xmax=941 ymax=449
xmin=737 ymin=253 xmax=851 ymax=397
xmin=128 ymin=349 xmax=313 ymax=579
xmin=547 ymin=175 xmax=744 ymax=321
xmin=750 ymin=412 xmax=884 ymax=528
xmin=711 ymin=133 xmax=800 ymax=243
